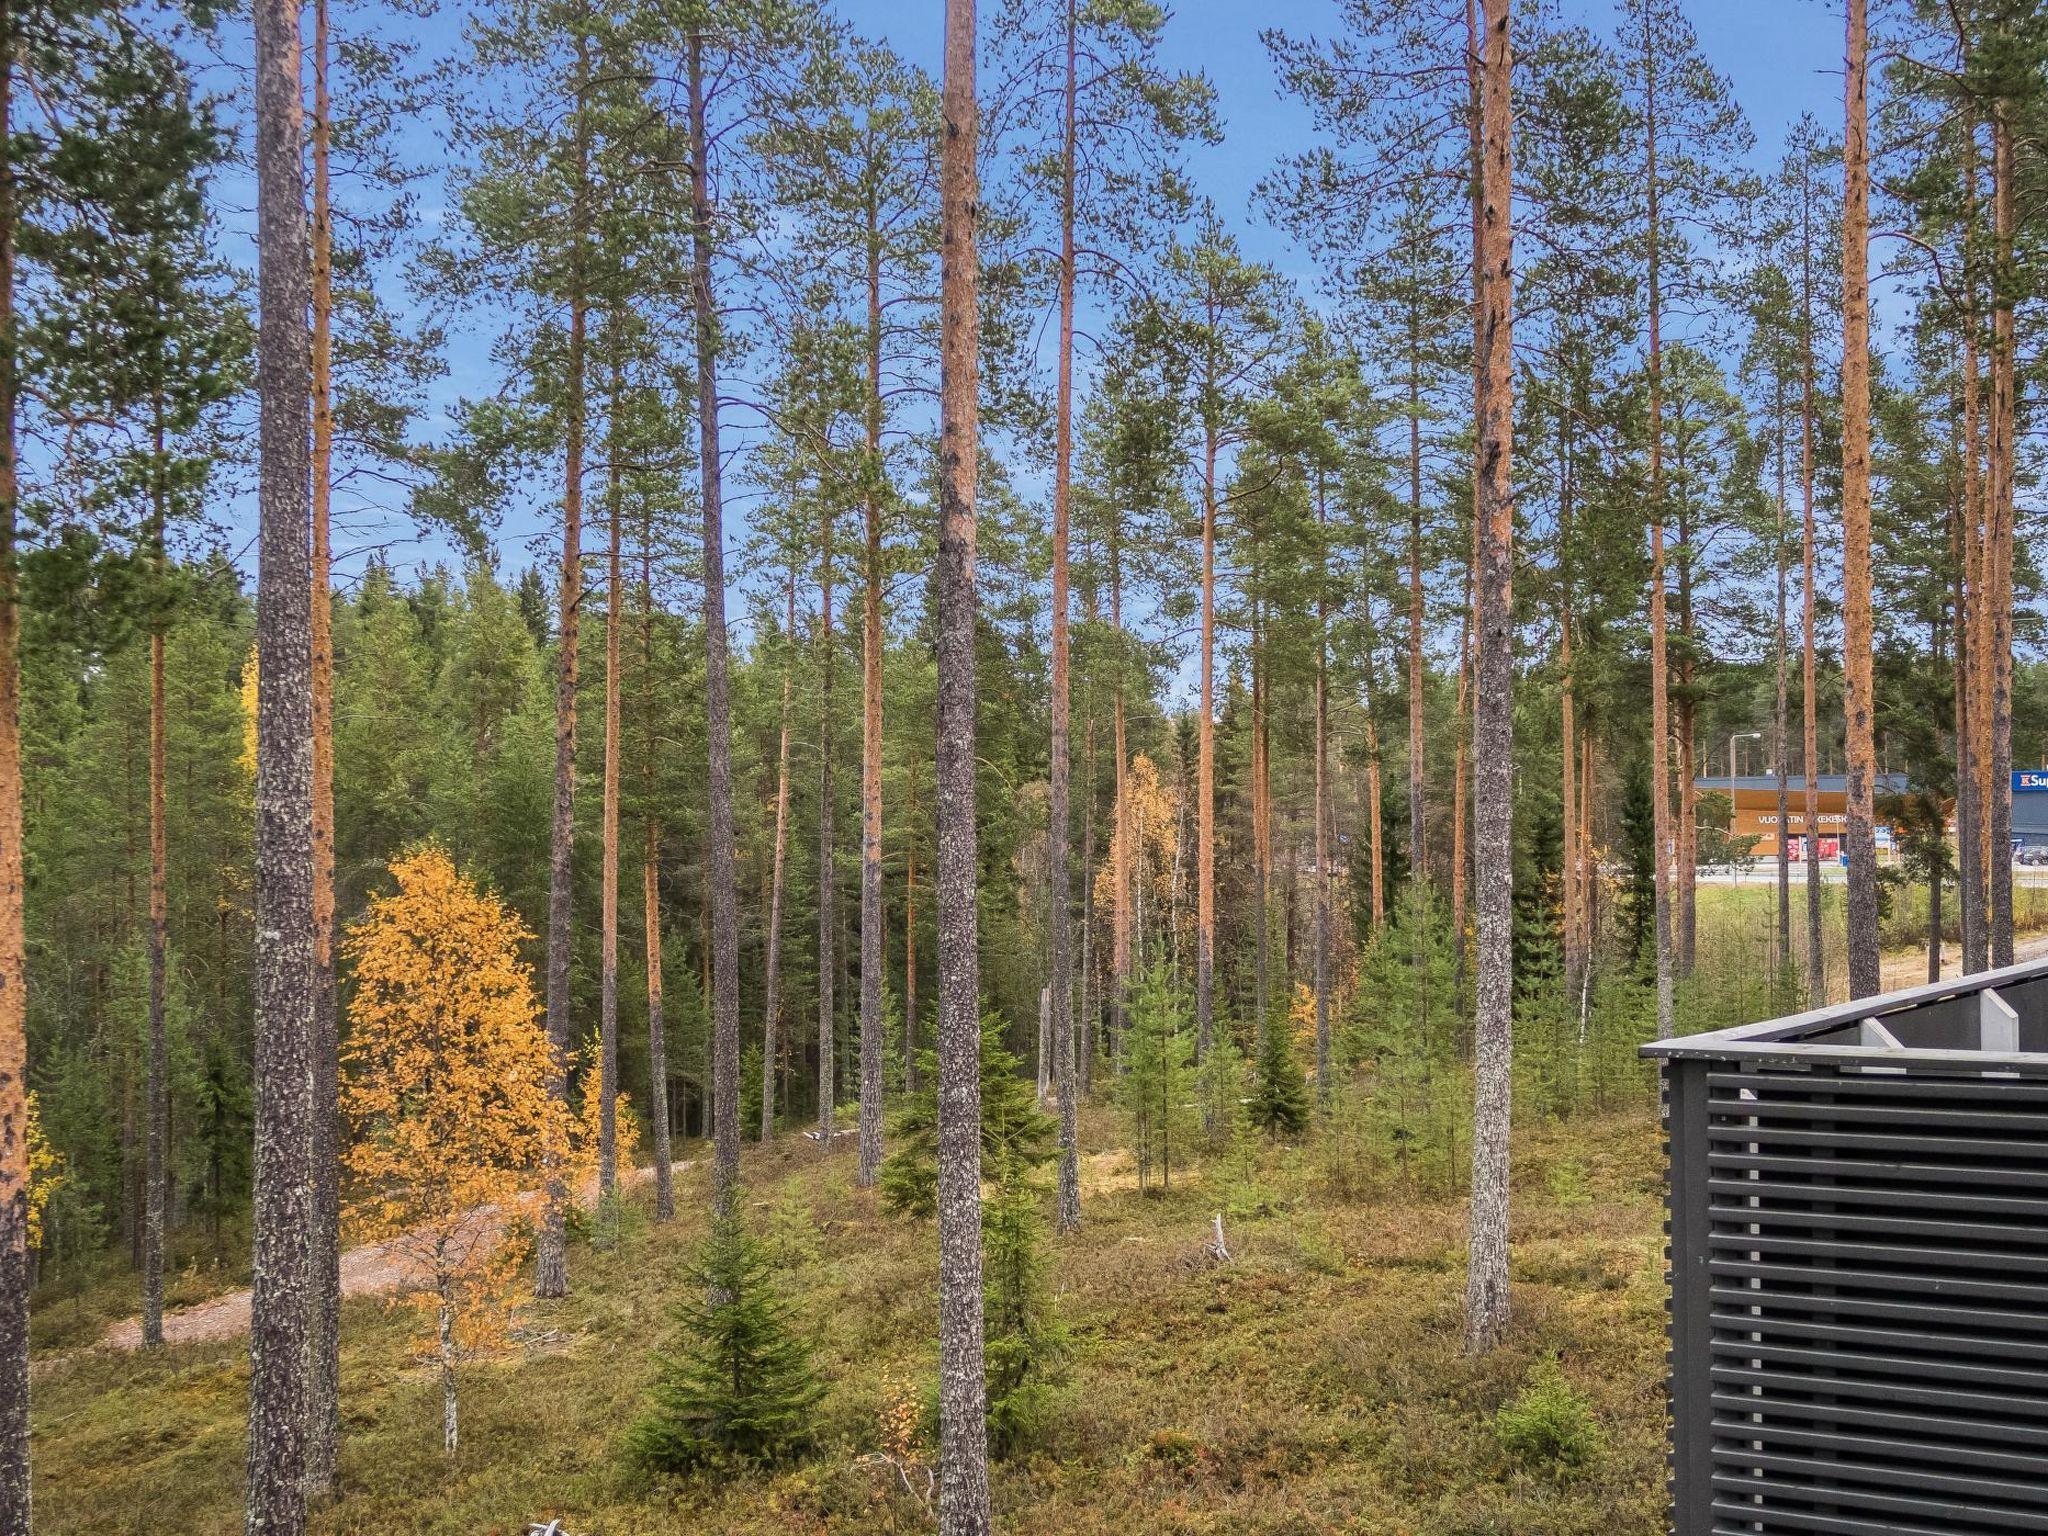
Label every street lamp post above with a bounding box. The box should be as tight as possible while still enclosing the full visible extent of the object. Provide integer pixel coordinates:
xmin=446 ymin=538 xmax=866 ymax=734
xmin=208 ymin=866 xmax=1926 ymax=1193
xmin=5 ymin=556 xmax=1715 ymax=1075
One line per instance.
xmin=1729 ymin=731 xmax=1764 ymax=780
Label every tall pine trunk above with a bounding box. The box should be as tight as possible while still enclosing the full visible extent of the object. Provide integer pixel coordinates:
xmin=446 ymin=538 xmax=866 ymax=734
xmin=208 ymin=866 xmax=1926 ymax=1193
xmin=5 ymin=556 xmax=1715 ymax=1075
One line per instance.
xmin=816 ymin=476 xmax=837 ymax=1143
xmin=640 ymin=524 xmax=673 ymax=1218
xmin=1985 ymin=111 xmax=2015 ymax=967
xmin=304 ymin=0 xmax=340 ymax=1485
xmin=1047 ymin=0 xmax=1080 ymax=1233
xmin=1464 ymin=0 xmax=1514 ymax=1358
xmin=1642 ymin=3 xmax=1676 ymax=1037
xmin=143 ymin=411 xmax=169 ymax=1355
xmin=1773 ymin=372 xmax=1792 ymax=976
xmin=935 ymin=1 xmax=992 ymax=1522
xmin=1799 ymin=168 xmax=1824 ymax=1001
xmin=762 ymin=571 xmax=795 ymax=1139
xmin=247 ymin=0 xmax=318 ymax=1515
xmin=536 ymin=31 xmax=591 ymax=1301
xmin=857 ymin=235 xmax=886 ymax=1188
xmin=1313 ymin=492 xmax=1332 ymax=1106
xmin=1196 ymin=425 xmax=1218 ymax=1065
xmin=598 ymin=365 xmax=622 ymax=1211
xmin=1839 ymin=0 xmax=1879 ymax=999
xmin=0 ymin=26 xmax=29 ymax=1523
xmin=686 ymin=27 xmax=741 ymax=1214
xmin=1407 ymin=341 xmax=1427 ymax=884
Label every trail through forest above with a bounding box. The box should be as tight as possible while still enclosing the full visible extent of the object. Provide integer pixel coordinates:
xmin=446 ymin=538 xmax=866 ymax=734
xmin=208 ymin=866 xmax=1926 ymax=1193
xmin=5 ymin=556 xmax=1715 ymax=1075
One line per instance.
xmin=94 ymin=1161 xmax=694 ymax=1352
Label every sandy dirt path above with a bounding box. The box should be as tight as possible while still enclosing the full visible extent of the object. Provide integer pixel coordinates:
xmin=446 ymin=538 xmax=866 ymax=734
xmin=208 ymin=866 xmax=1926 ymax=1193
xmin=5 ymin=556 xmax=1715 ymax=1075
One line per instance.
xmin=97 ymin=1160 xmax=693 ymax=1352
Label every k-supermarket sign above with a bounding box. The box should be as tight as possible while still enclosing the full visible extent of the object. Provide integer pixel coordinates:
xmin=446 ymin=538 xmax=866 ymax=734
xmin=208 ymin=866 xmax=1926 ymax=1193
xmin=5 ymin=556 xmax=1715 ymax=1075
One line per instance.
xmin=2018 ymin=770 xmax=2048 ymax=793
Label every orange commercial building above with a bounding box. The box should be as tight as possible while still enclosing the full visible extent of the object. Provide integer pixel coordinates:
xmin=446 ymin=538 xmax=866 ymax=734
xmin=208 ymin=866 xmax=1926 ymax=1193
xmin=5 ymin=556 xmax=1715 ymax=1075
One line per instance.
xmin=1694 ymin=774 xmax=1912 ymax=861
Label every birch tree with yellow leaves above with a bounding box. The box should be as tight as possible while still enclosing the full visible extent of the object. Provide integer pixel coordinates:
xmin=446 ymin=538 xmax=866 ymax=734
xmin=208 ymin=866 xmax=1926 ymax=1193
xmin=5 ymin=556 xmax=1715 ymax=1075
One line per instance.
xmin=340 ymin=847 xmax=577 ymax=1455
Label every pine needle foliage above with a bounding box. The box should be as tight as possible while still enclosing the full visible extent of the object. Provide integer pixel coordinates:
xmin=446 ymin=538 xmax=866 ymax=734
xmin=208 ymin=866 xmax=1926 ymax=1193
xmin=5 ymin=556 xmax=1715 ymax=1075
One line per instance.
xmin=880 ymin=1004 xmax=1054 ymax=1219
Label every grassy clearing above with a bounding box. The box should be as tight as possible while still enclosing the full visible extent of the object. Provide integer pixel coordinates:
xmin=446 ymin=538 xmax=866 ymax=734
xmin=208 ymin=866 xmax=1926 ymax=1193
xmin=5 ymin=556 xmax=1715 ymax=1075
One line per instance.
xmin=34 ymin=1104 xmax=1669 ymax=1535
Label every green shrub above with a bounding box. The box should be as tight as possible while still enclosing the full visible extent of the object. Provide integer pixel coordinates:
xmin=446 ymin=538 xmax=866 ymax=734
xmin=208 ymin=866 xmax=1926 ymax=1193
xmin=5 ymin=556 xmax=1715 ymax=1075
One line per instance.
xmin=1250 ymin=1018 xmax=1310 ymax=1135
xmin=629 ymin=1213 xmax=824 ymax=1474
xmin=1495 ymin=1359 xmax=1602 ymax=1474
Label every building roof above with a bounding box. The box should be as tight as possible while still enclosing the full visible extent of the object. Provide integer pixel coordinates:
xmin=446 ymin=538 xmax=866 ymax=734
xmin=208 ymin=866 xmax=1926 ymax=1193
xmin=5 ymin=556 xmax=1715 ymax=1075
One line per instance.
xmin=1693 ymin=774 xmax=1913 ymax=795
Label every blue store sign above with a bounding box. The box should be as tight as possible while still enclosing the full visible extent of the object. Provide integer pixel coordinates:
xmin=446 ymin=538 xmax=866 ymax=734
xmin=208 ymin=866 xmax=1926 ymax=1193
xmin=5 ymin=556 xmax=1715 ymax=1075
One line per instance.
xmin=2019 ymin=770 xmax=2048 ymax=793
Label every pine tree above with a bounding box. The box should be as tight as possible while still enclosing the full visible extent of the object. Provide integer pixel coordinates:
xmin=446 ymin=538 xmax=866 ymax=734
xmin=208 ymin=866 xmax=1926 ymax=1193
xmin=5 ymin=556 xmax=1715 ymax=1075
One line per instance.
xmin=934 ymin=1 xmax=994 ymax=1519
xmin=248 ymin=0 xmax=319 ymax=1514
xmin=1120 ymin=964 xmax=1195 ymax=1193
xmin=630 ymin=1213 xmax=823 ymax=1473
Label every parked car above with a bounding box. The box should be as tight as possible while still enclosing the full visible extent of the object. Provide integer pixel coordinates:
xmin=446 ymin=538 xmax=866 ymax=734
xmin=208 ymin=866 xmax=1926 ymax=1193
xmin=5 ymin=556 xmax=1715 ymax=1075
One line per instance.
xmin=2018 ymin=844 xmax=2048 ymax=866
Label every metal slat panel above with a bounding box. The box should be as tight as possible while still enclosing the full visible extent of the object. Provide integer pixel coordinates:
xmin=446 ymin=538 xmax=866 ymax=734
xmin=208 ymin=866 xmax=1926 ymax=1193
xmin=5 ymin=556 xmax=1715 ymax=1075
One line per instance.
xmin=1710 ymin=1390 xmax=2048 ymax=1449
xmin=1708 ymin=1334 xmax=2048 ymax=1390
xmin=1707 ymin=1468 xmax=2048 ymax=1529
xmin=1710 ymin=1364 xmax=2048 ymax=1421
xmin=1705 ymin=1231 xmax=2048 ymax=1276
xmin=1662 ymin=1005 xmax=2048 ymax=1534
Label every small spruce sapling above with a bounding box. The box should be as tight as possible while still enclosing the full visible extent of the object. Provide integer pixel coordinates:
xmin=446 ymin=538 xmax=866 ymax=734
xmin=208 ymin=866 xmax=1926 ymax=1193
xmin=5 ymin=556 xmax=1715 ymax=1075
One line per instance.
xmin=881 ymin=1004 xmax=1053 ymax=1218
xmin=630 ymin=1212 xmax=824 ymax=1473
xmin=1251 ymin=1011 xmax=1310 ymax=1135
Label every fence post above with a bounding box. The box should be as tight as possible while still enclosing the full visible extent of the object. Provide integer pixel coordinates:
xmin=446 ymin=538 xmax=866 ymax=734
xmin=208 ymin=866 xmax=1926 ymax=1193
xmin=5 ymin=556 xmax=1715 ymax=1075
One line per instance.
xmin=1664 ymin=1057 xmax=1715 ymax=1536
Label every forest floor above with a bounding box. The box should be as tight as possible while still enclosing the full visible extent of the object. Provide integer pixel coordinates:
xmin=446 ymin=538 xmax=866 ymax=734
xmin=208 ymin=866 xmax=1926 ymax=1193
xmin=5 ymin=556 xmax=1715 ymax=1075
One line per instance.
xmin=29 ymin=1102 xmax=1669 ymax=1536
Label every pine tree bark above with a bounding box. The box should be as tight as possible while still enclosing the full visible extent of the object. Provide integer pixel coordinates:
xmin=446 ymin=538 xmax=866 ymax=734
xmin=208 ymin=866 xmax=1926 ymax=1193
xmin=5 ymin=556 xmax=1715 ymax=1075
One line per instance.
xmin=686 ymin=26 xmax=742 ymax=1215
xmin=536 ymin=31 xmax=592 ymax=1301
xmin=1463 ymin=0 xmax=1514 ymax=1358
xmin=1642 ymin=1 xmax=1676 ymax=1037
xmin=598 ymin=369 xmax=622 ymax=1209
xmin=763 ymin=571 xmax=795 ymax=1139
xmin=0 ymin=29 xmax=27 ymax=1514
xmin=935 ymin=1 xmax=992 ymax=1522
xmin=1407 ymin=332 xmax=1427 ymax=885
xmin=1840 ymin=0 xmax=1879 ymax=999
xmin=144 ymin=408 xmax=169 ymax=1356
xmin=1047 ymin=0 xmax=1080 ymax=1234
xmin=1196 ymin=423 xmax=1218 ymax=1065
xmin=1773 ymin=372 xmax=1792 ymax=975
xmin=1251 ymin=618 xmax=1271 ymax=1038
xmin=640 ymin=526 xmax=673 ymax=1219
xmin=857 ymin=233 xmax=886 ymax=1188
xmin=1958 ymin=281 xmax=1986 ymax=973
xmin=247 ymin=0 xmax=318 ymax=1515
xmin=816 ymin=475 xmax=837 ymax=1144
xmin=1985 ymin=111 xmax=2016 ymax=967
xmin=1110 ymin=526 xmax=1130 ymax=1069
xmin=1799 ymin=166 xmax=1824 ymax=1000
xmin=1314 ymin=498 xmax=1332 ymax=1107
xmin=304 ymin=0 xmax=340 ymax=1485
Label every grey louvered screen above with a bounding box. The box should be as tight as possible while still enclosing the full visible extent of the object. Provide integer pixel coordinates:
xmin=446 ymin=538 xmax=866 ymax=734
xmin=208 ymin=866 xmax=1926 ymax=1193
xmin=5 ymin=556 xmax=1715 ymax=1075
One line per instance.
xmin=1652 ymin=959 xmax=2048 ymax=1536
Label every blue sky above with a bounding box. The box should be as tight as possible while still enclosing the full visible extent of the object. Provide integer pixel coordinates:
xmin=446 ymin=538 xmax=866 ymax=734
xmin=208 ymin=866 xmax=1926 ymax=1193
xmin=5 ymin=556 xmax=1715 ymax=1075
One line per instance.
xmin=293 ymin=0 xmax=1860 ymax=632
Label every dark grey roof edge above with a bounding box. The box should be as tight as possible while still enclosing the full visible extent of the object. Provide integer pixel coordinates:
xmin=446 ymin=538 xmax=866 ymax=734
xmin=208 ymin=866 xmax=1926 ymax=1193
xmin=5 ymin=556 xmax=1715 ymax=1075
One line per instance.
xmin=1641 ymin=951 xmax=2048 ymax=1064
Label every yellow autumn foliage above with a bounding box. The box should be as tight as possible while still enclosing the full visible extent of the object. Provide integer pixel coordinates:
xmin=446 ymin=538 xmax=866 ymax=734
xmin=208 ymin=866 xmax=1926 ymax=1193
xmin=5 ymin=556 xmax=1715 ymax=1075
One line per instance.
xmin=26 ymin=1092 xmax=63 ymax=1248
xmin=238 ymin=644 xmax=258 ymax=779
xmin=341 ymin=845 xmax=576 ymax=1359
